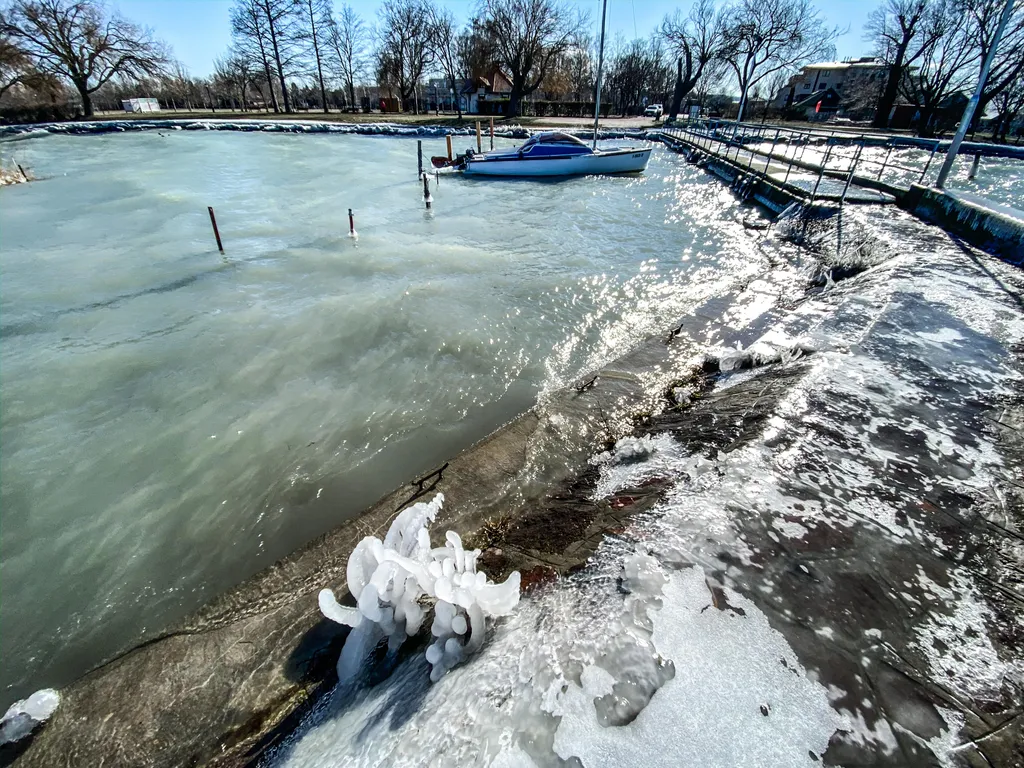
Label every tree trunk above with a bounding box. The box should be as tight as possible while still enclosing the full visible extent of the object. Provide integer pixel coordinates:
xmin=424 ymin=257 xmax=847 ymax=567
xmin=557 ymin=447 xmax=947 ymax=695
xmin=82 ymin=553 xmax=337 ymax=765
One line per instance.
xmin=262 ymin=60 xmax=280 ymax=112
xmin=347 ymin=79 xmax=356 ymax=112
xmin=668 ymin=58 xmax=685 ymax=122
xmin=266 ymin=15 xmax=292 ymax=113
xmin=77 ymin=82 xmax=93 ymax=118
xmin=873 ymin=44 xmax=909 ymax=129
xmin=509 ymin=87 xmax=523 ymax=118
xmin=450 ymin=75 xmax=462 ymax=119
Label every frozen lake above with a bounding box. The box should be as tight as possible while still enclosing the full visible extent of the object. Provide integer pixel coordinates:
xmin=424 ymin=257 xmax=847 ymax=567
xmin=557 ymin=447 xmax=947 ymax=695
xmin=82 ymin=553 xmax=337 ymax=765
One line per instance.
xmin=0 ymin=131 xmax=761 ymax=704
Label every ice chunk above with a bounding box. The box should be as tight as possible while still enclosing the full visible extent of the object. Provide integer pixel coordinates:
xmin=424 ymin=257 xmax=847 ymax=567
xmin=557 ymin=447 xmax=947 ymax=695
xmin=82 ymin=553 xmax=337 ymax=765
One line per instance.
xmin=0 ymin=689 xmax=60 ymax=746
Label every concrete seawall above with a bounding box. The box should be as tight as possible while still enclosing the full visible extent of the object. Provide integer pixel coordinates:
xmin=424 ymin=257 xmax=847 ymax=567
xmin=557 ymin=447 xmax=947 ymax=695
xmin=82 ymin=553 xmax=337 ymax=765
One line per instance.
xmin=901 ymin=183 xmax=1024 ymax=264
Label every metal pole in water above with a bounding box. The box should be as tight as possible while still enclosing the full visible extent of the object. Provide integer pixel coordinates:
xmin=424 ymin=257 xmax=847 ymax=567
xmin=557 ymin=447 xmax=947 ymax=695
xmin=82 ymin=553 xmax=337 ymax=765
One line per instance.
xmin=489 ymin=117 xmax=494 ymax=150
xmin=919 ymin=140 xmax=941 ymax=184
xmin=592 ymin=0 xmax=608 ymax=150
xmin=446 ymin=134 xmax=453 ymax=161
xmin=968 ymin=152 xmax=981 ymax=180
xmin=476 ymin=121 xmax=482 ymax=153
xmin=208 ymin=206 xmax=224 ymax=253
xmin=935 ymin=0 xmax=1016 ymax=189
xmin=417 ymin=140 xmax=423 ymax=177
xmin=348 ymin=208 xmax=355 ymax=236
xmin=422 ymin=173 xmax=431 ymax=209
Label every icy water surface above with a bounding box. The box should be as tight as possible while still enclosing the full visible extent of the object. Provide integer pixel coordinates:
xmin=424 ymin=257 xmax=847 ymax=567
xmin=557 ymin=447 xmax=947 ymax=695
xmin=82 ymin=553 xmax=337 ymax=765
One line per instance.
xmin=0 ymin=131 xmax=763 ymax=703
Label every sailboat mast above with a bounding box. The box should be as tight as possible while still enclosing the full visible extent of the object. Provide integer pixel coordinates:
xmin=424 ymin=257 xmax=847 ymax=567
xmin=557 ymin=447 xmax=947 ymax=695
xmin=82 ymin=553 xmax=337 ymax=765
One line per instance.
xmin=592 ymin=0 xmax=608 ymax=150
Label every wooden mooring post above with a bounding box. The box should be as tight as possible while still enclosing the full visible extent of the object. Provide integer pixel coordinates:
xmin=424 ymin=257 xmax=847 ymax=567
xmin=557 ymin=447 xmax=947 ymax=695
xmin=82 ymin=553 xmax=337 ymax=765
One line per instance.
xmin=476 ymin=121 xmax=482 ymax=153
xmin=446 ymin=134 xmax=453 ymax=161
xmin=417 ymin=140 xmax=423 ymax=177
xmin=489 ymin=117 xmax=494 ymax=150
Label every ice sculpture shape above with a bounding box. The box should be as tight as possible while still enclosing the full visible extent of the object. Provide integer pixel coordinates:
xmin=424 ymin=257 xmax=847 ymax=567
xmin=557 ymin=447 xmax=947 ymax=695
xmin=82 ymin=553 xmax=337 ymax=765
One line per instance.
xmin=319 ymin=494 xmax=520 ymax=682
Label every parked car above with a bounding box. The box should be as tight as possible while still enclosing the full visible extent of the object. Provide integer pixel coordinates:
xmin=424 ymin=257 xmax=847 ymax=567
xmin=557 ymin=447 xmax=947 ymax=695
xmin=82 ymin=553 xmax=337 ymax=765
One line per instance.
xmin=644 ymin=103 xmax=663 ymax=118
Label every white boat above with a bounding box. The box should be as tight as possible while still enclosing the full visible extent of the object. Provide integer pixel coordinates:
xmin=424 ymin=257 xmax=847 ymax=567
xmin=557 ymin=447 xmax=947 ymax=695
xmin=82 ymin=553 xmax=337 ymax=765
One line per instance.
xmin=460 ymin=132 xmax=652 ymax=177
xmin=454 ymin=0 xmax=652 ymax=179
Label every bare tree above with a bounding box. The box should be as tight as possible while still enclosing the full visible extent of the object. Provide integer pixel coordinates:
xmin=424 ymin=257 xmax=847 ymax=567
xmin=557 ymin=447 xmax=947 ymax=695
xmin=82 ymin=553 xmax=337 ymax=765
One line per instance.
xmin=1 ymin=0 xmax=168 ymax=117
xmin=898 ymin=0 xmax=978 ymax=136
xmin=960 ymin=0 xmax=1024 ymax=129
xmin=375 ymin=0 xmax=433 ymax=112
xmin=483 ymin=0 xmax=586 ymax=117
xmin=563 ymin=36 xmax=592 ymax=102
xmin=607 ymin=36 xmax=671 ymax=116
xmin=295 ymin=0 xmax=332 ymax=113
xmin=991 ymin=71 xmax=1024 ymax=142
xmin=660 ymin=0 xmax=725 ymax=121
xmin=231 ymin=0 xmax=281 ymax=111
xmin=327 ymin=3 xmax=367 ymax=110
xmin=720 ymin=0 xmax=841 ymax=122
xmin=866 ymin=0 xmax=938 ymax=128
xmin=428 ymin=5 xmax=462 ymax=117
xmin=232 ymin=0 xmax=299 ymax=113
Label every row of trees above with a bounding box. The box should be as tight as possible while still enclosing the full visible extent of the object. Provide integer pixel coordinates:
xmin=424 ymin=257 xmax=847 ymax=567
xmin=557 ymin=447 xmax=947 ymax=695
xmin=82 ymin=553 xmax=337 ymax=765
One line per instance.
xmin=0 ymin=0 xmax=1021 ymax=138
xmin=867 ymin=0 xmax=1024 ymax=137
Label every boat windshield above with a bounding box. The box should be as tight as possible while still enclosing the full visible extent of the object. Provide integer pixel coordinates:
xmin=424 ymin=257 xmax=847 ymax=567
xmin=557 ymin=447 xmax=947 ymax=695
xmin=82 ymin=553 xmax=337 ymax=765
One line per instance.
xmin=521 ymin=132 xmax=589 ymax=148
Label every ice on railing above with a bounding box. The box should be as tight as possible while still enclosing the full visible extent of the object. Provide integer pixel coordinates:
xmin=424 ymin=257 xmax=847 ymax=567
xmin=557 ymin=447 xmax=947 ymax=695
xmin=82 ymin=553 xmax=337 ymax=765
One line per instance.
xmin=319 ymin=493 xmax=520 ymax=683
xmin=0 ymin=689 xmax=60 ymax=745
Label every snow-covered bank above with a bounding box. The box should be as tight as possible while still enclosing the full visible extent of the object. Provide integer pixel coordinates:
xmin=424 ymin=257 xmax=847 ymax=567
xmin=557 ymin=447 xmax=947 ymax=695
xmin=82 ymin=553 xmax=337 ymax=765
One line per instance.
xmin=0 ymin=118 xmax=649 ymax=141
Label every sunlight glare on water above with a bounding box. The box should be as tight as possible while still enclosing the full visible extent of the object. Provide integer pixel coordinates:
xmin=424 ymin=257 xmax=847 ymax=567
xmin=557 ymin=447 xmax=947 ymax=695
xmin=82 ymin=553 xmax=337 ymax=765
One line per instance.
xmin=0 ymin=131 xmax=763 ymax=704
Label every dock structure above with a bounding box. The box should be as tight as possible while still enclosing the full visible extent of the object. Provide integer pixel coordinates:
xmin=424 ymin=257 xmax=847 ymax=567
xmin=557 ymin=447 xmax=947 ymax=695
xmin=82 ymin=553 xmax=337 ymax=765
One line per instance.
xmin=657 ymin=119 xmax=1024 ymax=263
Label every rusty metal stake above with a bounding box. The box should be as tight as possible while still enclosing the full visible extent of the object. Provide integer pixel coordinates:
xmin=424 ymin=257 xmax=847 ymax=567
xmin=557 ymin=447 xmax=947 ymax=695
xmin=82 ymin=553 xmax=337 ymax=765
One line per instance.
xmin=208 ymin=206 xmax=224 ymax=253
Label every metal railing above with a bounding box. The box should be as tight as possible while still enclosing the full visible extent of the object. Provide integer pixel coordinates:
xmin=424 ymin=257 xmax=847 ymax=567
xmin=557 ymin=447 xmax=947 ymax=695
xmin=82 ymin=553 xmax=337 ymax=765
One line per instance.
xmin=658 ymin=118 xmax=989 ymax=203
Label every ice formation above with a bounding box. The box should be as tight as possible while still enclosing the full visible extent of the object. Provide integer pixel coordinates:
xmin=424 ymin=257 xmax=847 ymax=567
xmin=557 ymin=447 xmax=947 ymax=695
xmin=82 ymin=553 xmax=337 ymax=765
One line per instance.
xmin=319 ymin=493 xmax=520 ymax=683
xmin=0 ymin=689 xmax=60 ymax=745
xmin=710 ymin=336 xmax=814 ymax=373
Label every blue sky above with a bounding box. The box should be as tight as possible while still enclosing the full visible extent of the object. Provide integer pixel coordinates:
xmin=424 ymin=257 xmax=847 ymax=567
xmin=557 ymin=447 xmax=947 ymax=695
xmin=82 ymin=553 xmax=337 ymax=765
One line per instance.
xmin=112 ymin=0 xmax=877 ymax=78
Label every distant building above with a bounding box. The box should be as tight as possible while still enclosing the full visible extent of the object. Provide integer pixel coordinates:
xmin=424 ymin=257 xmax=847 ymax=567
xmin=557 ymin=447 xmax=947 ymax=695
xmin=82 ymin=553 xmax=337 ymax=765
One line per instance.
xmin=460 ymin=68 xmax=513 ymax=116
xmin=122 ymin=98 xmax=160 ymax=113
xmin=773 ymin=58 xmax=888 ymax=120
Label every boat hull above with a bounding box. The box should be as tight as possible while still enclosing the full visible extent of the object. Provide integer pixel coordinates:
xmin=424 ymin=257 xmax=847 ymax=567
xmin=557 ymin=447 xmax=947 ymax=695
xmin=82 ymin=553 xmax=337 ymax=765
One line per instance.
xmin=463 ymin=147 xmax=652 ymax=177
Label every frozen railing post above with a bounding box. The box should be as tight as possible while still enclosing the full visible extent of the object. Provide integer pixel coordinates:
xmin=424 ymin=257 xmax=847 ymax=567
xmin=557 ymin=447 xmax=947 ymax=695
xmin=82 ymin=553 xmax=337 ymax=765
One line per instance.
xmin=969 ymin=152 xmax=982 ymax=181
xmin=207 ymin=207 xmax=224 ymax=253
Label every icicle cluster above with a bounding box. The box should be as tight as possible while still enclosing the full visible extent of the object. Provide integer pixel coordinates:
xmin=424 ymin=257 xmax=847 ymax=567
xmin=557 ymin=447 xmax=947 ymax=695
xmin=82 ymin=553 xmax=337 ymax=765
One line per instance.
xmin=319 ymin=493 xmax=520 ymax=683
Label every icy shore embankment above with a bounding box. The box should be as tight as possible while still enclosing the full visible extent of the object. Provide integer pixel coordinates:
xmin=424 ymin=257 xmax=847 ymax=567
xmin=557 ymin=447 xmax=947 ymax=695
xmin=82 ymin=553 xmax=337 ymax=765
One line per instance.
xmin=0 ymin=118 xmax=648 ymax=141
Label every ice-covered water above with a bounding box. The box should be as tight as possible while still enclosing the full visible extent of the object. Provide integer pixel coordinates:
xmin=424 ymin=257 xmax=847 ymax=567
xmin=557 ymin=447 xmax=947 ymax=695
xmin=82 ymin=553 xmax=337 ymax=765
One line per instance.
xmin=0 ymin=131 xmax=764 ymax=704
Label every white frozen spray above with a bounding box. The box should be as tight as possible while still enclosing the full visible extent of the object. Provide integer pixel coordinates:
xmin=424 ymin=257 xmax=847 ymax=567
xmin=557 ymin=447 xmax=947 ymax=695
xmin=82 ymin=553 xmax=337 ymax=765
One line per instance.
xmin=318 ymin=493 xmax=521 ymax=682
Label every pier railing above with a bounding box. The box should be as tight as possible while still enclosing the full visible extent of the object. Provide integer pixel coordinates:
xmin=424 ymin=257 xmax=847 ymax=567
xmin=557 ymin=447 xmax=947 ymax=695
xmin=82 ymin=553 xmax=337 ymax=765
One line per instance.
xmin=658 ymin=118 xmax=1021 ymax=207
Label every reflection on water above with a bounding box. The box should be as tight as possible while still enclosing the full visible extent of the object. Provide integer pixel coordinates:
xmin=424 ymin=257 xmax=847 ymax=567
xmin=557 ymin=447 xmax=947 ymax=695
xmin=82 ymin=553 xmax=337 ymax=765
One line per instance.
xmin=0 ymin=132 xmax=764 ymax=704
